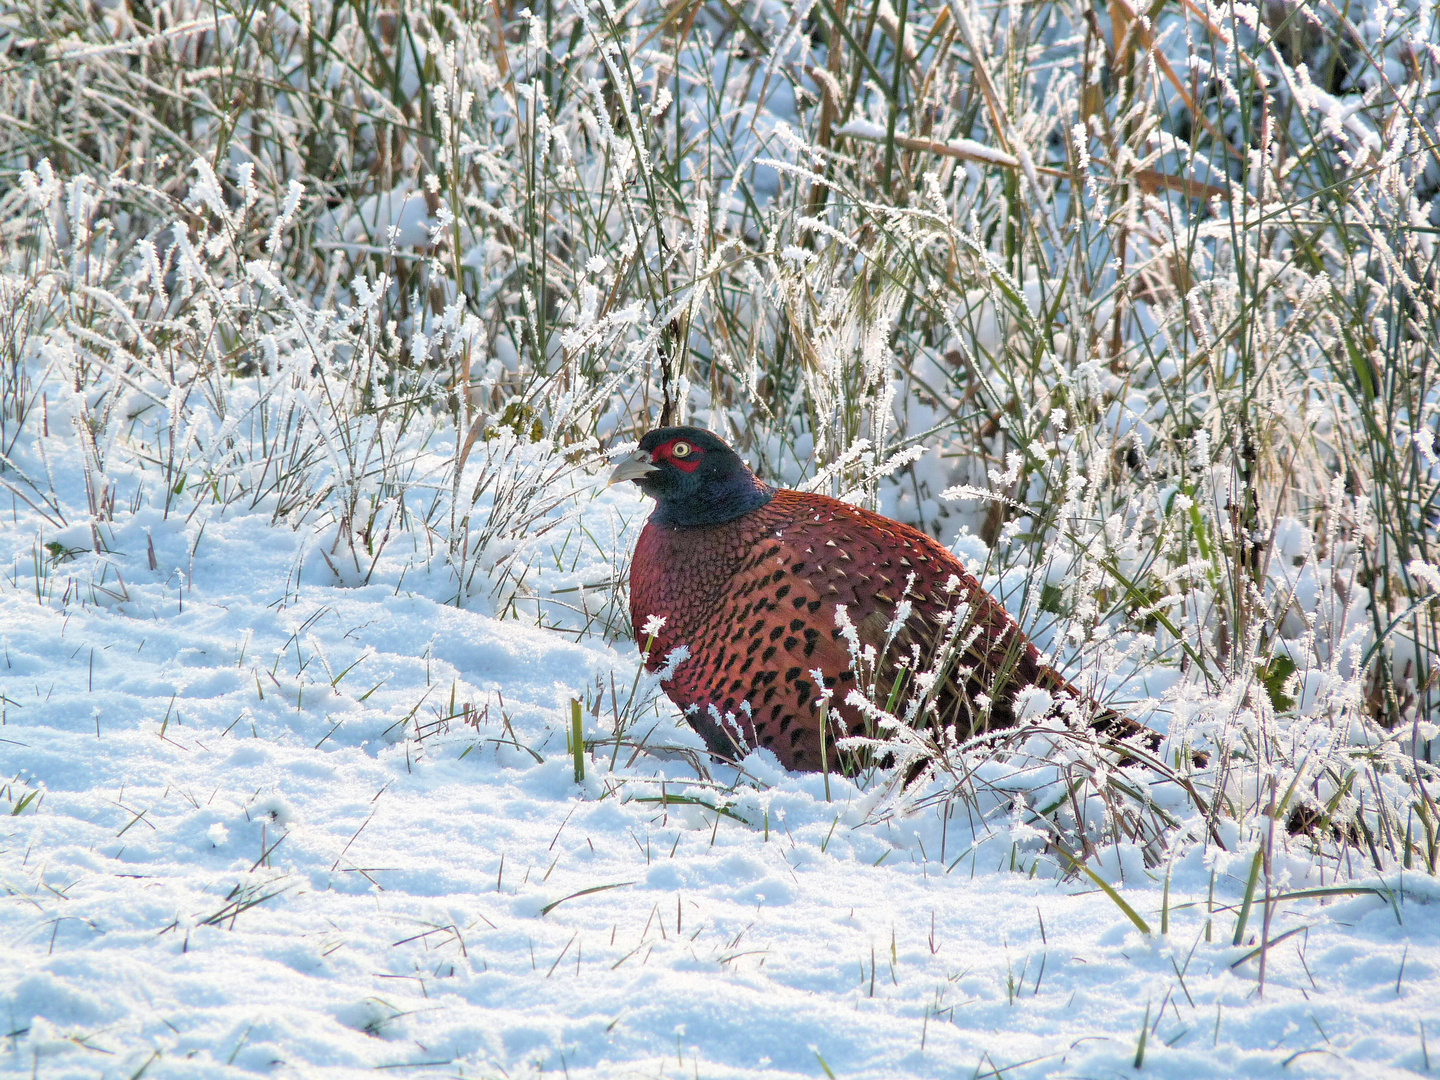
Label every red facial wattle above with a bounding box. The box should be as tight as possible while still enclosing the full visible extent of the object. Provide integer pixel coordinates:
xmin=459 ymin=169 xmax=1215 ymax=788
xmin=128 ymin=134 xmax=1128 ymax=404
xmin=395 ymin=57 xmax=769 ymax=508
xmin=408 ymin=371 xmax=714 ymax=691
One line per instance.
xmin=655 ymin=438 xmax=702 ymax=473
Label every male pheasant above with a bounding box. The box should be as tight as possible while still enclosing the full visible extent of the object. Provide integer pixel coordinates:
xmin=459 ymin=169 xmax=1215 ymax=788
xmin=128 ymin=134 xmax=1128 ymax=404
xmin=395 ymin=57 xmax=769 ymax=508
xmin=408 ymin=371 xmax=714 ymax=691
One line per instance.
xmin=611 ymin=426 xmax=1146 ymax=772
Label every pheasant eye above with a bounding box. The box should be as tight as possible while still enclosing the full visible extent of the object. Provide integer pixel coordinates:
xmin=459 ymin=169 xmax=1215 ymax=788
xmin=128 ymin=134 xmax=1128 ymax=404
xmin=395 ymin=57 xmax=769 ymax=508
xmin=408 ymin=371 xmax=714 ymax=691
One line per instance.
xmin=671 ymin=441 xmax=691 ymax=458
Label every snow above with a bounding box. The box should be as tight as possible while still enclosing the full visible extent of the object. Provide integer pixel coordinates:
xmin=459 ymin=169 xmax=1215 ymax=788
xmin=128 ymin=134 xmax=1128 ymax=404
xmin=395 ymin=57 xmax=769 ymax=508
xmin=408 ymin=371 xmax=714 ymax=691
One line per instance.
xmin=944 ymin=138 xmax=1020 ymax=168
xmin=317 ymin=182 xmax=437 ymax=254
xmin=834 ymin=119 xmax=889 ymax=142
xmin=832 ymin=121 xmax=1021 ymax=169
xmin=6 ymin=0 xmax=1440 ymax=1070
xmin=4 ymin=418 xmax=1439 ymax=1080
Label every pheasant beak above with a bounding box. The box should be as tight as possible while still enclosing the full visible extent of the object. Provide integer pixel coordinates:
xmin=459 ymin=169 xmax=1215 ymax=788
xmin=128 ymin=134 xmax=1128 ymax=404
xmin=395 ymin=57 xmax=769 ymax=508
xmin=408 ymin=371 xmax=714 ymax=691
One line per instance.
xmin=606 ymin=449 xmax=658 ymax=486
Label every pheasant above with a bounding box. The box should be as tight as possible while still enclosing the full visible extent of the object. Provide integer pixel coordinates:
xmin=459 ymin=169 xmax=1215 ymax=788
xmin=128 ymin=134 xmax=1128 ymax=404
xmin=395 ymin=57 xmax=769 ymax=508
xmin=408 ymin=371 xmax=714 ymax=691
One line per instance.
xmin=610 ymin=426 xmax=1149 ymax=773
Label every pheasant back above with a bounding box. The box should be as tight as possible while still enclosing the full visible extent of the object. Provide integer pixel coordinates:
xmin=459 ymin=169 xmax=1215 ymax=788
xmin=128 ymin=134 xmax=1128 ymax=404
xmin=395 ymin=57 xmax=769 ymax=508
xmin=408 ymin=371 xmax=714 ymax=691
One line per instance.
xmin=628 ymin=488 xmax=1102 ymax=771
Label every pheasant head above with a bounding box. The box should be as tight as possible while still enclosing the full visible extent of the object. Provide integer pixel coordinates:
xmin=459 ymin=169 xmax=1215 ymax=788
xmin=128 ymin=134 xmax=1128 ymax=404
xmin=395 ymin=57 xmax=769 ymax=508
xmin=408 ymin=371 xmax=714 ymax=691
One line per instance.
xmin=608 ymin=426 xmax=774 ymax=528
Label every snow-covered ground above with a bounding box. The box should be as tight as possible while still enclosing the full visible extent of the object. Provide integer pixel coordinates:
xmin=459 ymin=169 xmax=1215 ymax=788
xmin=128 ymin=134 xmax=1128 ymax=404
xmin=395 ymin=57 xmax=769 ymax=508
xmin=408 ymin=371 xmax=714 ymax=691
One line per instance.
xmin=4 ymin=423 xmax=1438 ymax=1080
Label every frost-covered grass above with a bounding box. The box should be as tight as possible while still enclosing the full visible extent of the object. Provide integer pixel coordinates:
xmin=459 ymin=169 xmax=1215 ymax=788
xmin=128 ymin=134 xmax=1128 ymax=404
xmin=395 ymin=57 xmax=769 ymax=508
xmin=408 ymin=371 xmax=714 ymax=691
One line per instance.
xmin=2 ymin=0 xmax=1439 ymax=1076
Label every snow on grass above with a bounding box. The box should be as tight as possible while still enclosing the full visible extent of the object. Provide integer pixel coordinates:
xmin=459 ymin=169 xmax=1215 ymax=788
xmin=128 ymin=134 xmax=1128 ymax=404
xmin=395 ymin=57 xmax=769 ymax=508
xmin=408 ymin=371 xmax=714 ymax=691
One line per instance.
xmin=4 ymin=0 xmax=1439 ymax=1074
xmin=3 ymin=434 xmax=1438 ymax=1080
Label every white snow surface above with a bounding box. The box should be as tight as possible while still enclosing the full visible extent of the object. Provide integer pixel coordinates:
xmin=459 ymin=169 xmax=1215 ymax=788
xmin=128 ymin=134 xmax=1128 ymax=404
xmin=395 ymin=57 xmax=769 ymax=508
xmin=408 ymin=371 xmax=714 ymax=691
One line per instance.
xmin=4 ymin=438 xmax=1439 ymax=1080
